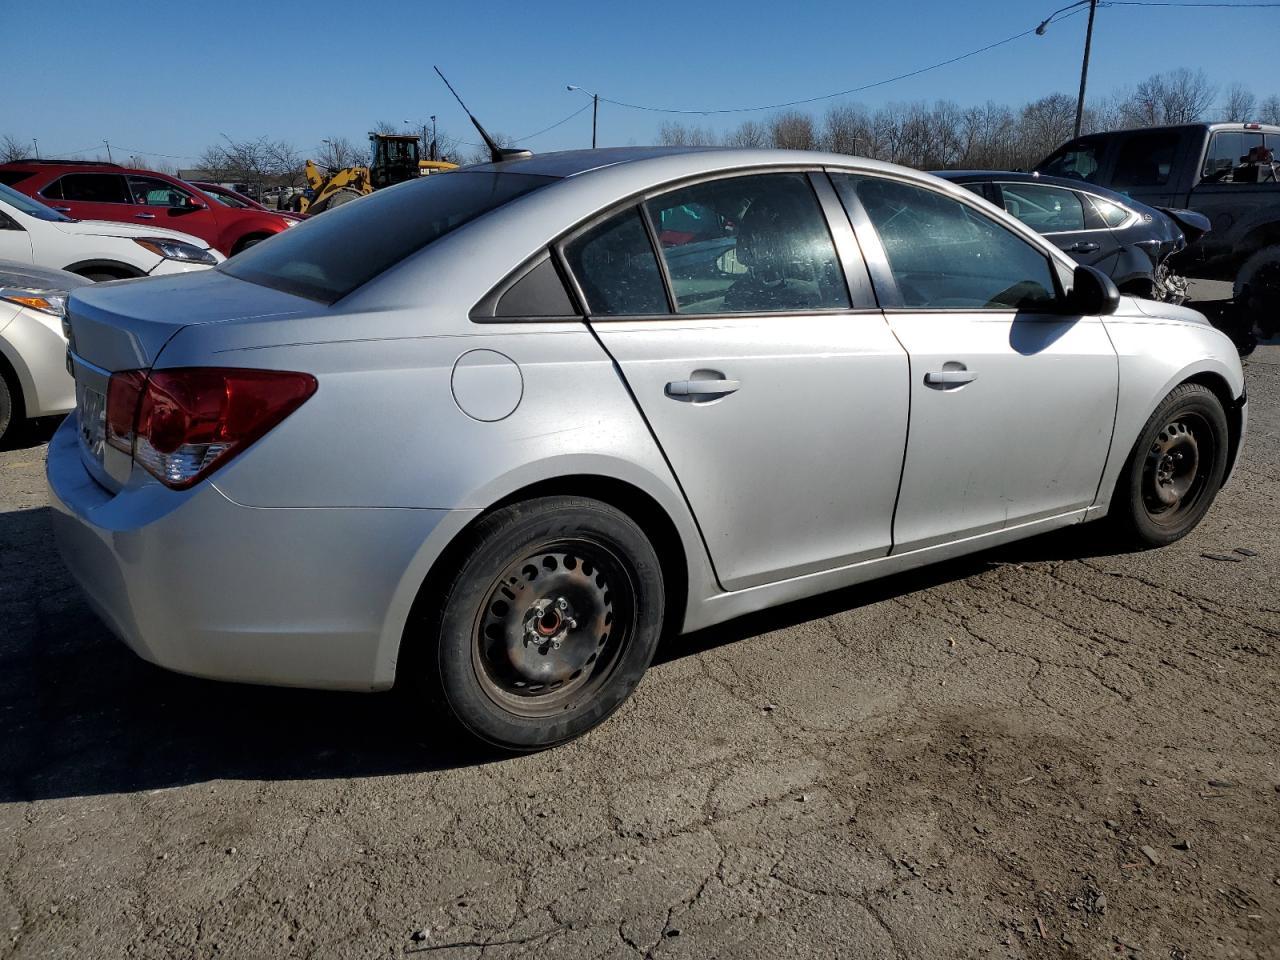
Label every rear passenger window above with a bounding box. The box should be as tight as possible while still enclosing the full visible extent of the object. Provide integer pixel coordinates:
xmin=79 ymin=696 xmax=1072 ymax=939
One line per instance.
xmin=563 ymin=210 xmax=668 ymax=316
xmin=1088 ymin=196 xmax=1131 ymax=228
xmin=0 ymin=171 xmax=33 ymax=187
xmin=50 ymin=174 xmax=130 ymax=204
xmin=997 ymin=182 xmax=1086 ymax=232
xmin=644 ymin=173 xmax=850 ymax=314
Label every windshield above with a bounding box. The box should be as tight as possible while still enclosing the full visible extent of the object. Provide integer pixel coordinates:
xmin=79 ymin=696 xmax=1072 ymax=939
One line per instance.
xmin=0 ymin=182 xmax=75 ymax=222
xmin=220 ymin=171 xmax=555 ymax=303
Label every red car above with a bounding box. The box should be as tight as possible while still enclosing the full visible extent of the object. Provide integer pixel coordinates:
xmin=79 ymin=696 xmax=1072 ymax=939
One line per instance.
xmin=0 ymin=160 xmax=296 ymax=257
xmin=190 ymin=181 xmax=308 ymax=221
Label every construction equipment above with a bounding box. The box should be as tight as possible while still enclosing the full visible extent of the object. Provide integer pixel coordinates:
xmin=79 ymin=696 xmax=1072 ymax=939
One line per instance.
xmin=297 ymin=133 xmax=458 ymax=214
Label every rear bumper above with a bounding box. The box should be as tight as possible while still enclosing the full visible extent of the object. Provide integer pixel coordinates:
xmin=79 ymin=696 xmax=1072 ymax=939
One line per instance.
xmin=46 ymin=416 xmax=459 ymax=691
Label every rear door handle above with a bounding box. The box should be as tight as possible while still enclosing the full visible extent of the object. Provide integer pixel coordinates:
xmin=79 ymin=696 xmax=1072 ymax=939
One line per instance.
xmin=53 ymin=206 xmax=72 ymax=213
xmin=666 ymin=378 xmax=740 ymax=398
xmin=1066 ymin=240 xmax=1100 ymax=253
xmin=134 ymin=213 xmax=156 ymax=220
xmin=924 ymin=370 xmax=977 ymax=386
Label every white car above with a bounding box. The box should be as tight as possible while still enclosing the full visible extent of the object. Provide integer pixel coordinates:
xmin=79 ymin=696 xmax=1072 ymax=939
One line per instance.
xmin=0 ymin=183 xmax=222 ymax=281
xmin=0 ymin=260 xmax=87 ymax=442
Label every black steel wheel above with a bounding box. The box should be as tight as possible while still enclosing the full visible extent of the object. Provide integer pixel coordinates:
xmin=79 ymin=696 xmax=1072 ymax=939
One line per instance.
xmin=417 ymin=496 xmax=665 ymax=751
xmin=1111 ymin=383 xmax=1229 ymax=547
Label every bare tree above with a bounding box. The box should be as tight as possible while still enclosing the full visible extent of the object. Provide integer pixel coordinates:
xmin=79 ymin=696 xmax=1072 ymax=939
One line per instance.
xmin=821 ymin=104 xmax=868 ymax=155
xmin=1020 ymin=93 xmax=1077 ymax=166
xmin=1261 ymin=94 xmax=1280 ymax=126
xmin=769 ymin=111 xmax=817 ymax=150
xmin=315 ymin=136 xmax=361 ymax=171
xmin=657 ymin=121 xmax=717 ymax=146
xmin=199 ymin=135 xmax=304 ymax=188
xmin=1121 ymin=69 xmax=1216 ymax=127
xmin=1221 ymin=83 xmax=1257 ymax=121
xmin=0 ymin=134 xmax=27 ymax=163
xmin=723 ymin=120 xmax=768 ymax=148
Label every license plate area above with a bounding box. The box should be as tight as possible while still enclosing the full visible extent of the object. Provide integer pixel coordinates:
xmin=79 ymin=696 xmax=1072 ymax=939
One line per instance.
xmin=77 ymin=381 xmax=107 ymax=464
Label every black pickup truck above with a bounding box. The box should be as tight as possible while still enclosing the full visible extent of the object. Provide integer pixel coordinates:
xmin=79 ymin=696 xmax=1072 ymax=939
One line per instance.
xmin=1036 ymin=122 xmax=1279 ymax=331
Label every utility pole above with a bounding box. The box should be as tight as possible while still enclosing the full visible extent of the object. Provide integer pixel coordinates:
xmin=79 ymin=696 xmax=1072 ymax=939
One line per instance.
xmin=1074 ymin=0 xmax=1099 ymax=138
xmin=431 ymin=116 xmax=438 ymax=160
xmin=592 ymin=93 xmax=599 ymax=149
xmin=103 ymin=140 xmax=113 ymax=162
xmin=32 ymin=138 xmax=39 ymax=159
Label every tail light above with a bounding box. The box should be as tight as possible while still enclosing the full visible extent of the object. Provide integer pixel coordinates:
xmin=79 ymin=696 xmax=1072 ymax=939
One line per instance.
xmin=104 ymin=367 xmax=317 ymax=489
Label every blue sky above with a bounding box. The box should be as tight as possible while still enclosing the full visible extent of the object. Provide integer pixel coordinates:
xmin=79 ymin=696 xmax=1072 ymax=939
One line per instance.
xmin=5 ymin=0 xmax=1278 ymax=164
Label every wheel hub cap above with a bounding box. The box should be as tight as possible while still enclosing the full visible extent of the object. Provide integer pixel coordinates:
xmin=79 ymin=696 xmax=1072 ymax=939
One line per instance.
xmin=1147 ymin=420 xmax=1200 ymax=508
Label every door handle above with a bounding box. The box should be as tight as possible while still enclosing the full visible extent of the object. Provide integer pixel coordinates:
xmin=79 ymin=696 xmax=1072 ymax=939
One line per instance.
xmin=134 ymin=213 xmax=156 ymax=220
xmin=1066 ymin=240 xmax=1100 ymax=253
xmin=924 ymin=370 xmax=977 ymax=386
xmin=53 ymin=206 xmax=72 ymax=213
xmin=665 ymin=378 xmax=740 ymax=398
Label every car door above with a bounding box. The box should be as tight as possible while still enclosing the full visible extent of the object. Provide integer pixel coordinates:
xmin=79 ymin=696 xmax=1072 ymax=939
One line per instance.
xmin=1187 ymin=129 xmax=1267 ymax=264
xmin=831 ymin=172 xmax=1117 ymax=552
xmin=40 ymin=172 xmax=132 ymax=222
xmin=562 ymin=171 xmax=909 ymax=592
xmin=124 ymin=176 xmax=221 ymax=248
xmin=994 ymin=181 xmax=1120 ymax=277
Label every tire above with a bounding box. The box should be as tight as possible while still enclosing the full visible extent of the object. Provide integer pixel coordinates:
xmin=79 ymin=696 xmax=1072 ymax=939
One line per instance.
xmin=0 ymin=373 xmax=13 ymax=446
xmin=413 ymin=496 xmax=665 ymax=751
xmin=232 ymin=234 xmax=269 ymax=256
xmin=309 ymin=187 xmax=363 ymax=214
xmin=1233 ymin=245 xmax=1280 ymax=339
xmin=1109 ymin=383 xmax=1229 ymax=548
xmin=81 ymin=271 xmax=124 ymax=283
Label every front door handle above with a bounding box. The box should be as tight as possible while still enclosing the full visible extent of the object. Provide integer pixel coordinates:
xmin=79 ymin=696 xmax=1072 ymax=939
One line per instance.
xmin=1066 ymin=240 xmax=1100 ymax=253
xmin=134 ymin=213 xmax=156 ymax=220
xmin=924 ymin=369 xmax=977 ymax=386
xmin=666 ymin=378 xmax=740 ymax=398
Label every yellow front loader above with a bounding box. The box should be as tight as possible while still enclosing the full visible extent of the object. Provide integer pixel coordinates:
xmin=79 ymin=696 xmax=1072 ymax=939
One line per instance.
xmin=297 ymin=134 xmax=458 ymax=214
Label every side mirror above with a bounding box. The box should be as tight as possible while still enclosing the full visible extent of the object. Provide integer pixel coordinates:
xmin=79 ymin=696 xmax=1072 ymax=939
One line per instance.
xmin=181 ymin=196 xmax=206 ymax=210
xmin=1066 ymin=264 xmax=1120 ymax=316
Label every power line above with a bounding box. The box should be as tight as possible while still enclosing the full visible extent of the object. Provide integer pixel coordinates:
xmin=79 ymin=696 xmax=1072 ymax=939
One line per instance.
xmin=457 ymin=101 xmax=594 ymax=147
xmin=1105 ymin=2 xmax=1280 ymax=6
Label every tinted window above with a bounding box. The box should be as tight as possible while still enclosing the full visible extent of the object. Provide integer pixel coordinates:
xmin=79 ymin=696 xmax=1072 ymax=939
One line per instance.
xmin=206 ymin=190 xmax=251 ymax=208
xmin=644 ymin=173 xmax=849 ymax=314
xmin=0 ymin=182 xmax=74 ymax=221
xmin=55 ymin=173 xmax=130 ymax=204
xmin=221 ymin=172 xmax=554 ymax=303
xmin=0 ymin=171 xmax=33 ymax=187
xmin=834 ymin=174 xmax=1057 ymax=311
xmin=494 ymin=257 xmax=576 ymax=318
xmin=998 ymin=183 xmax=1086 ymax=232
xmin=127 ymin=175 xmax=192 ymax=206
xmin=563 ymin=209 xmax=667 ymax=316
xmin=1037 ymin=139 xmax=1103 ymax=183
xmin=1112 ymin=132 xmax=1180 ymax=188
xmin=1088 ymin=195 xmax=1131 ymax=228
xmin=1203 ymin=131 xmax=1265 ymax=183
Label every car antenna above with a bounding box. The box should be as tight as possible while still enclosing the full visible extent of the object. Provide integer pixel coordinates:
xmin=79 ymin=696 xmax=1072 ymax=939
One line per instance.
xmin=434 ymin=66 xmax=533 ymax=164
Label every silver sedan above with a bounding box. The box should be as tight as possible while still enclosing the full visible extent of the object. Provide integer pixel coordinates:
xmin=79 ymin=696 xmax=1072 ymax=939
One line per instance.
xmin=47 ymin=147 xmax=1247 ymax=750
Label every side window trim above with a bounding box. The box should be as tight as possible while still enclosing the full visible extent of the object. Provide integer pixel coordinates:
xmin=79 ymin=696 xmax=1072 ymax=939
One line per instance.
xmin=637 ymin=202 xmax=678 ymax=314
xmin=828 ymin=169 xmax=904 ymax=309
xmin=810 ymin=171 xmax=876 ymax=309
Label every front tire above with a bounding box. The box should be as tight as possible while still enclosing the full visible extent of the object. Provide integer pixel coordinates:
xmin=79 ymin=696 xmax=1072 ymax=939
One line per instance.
xmin=1109 ymin=383 xmax=1229 ymax=547
xmin=417 ymin=496 xmax=665 ymax=751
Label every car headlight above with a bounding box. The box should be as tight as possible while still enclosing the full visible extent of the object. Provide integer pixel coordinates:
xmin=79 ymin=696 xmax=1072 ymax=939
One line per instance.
xmin=0 ymin=286 xmax=69 ymax=318
xmin=133 ymin=238 xmax=218 ymax=264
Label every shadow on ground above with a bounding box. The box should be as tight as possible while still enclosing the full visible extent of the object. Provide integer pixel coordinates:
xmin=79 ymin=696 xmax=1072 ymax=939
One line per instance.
xmin=0 ymin=499 xmax=1129 ymax=803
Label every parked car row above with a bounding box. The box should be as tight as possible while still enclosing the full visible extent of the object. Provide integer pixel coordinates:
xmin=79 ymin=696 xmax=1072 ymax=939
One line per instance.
xmin=46 ymin=146 xmax=1245 ymax=752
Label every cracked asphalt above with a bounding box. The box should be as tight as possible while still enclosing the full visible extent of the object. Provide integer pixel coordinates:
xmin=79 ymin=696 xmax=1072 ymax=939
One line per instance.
xmin=2 ymin=346 xmax=1277 ymax=960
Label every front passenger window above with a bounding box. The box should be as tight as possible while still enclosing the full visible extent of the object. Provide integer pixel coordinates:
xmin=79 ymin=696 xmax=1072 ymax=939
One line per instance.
xmin=832 ymin=175 xmax=1057 ymax=311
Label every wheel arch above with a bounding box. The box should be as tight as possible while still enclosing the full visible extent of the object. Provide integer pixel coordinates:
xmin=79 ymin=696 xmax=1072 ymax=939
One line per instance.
xmin=385 ymin=470 xmax=708 ymax=690
xmin=0 ymin=341 xmax=28 ymax=423
xmin=230 ymin=231 xmax=275 ymax=256
xmin=62 ymin=259 xmax=145 ymax=280
xmin=1181 ymin=370 xmax=1246 ymax=486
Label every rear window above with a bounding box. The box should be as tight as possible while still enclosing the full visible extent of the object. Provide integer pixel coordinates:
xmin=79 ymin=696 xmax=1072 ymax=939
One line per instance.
xmin=0 ymin=171 xmax=32 ymax=187
xmin=220 ymin=171 xmax=556 ymax=303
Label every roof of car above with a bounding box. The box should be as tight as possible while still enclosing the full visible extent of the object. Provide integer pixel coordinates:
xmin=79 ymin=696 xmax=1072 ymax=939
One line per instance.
xmin=468 ymin=145 xmax=917 ymax=180
xmin=1061 ymin=121 xmax=1280 ymax=139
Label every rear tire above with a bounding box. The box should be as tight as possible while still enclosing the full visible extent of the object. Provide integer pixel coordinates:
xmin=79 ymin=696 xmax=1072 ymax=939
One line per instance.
xmin=411 ymin=496 xmax=665 ymax=751
xmin=1233 ymin=245 xmax=1280 ymax=339
xmin=1109 ymin=383 xmax=1229 ymax=548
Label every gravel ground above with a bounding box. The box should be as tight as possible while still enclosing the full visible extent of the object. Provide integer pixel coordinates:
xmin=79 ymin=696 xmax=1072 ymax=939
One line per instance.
xmin=1 ymin=347 xmax=1277 ymax=960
